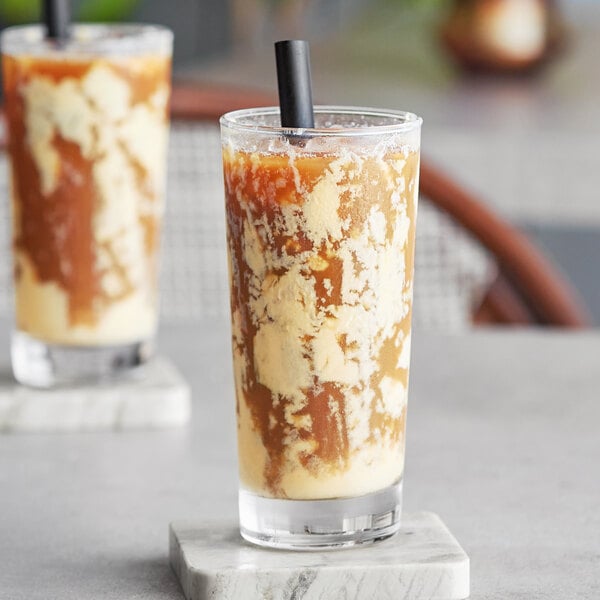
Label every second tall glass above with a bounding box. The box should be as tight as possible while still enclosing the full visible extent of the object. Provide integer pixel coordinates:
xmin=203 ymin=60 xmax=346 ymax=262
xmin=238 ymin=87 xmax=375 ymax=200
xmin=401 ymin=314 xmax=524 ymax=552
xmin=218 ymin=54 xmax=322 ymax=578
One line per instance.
xmin=221 ymin=106 xmax=422 ymax=549
xmin=1 ymin=24 xmax=172 ymax=387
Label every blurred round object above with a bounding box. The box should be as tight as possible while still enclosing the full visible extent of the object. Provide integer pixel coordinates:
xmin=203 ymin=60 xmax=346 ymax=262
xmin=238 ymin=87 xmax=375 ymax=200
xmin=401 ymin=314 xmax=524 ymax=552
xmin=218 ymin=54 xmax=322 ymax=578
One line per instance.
xmin=441 ymin=0 xmax=564 ymax=73
xmin=474 ymin=0 xmax=545 ymax=60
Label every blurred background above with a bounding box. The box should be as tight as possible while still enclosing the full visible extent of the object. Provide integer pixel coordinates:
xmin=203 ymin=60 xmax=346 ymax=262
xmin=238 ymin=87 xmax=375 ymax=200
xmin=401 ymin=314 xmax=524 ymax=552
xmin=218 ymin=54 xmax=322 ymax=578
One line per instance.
xmin=1 ymin=0 xmax=598 ymax=327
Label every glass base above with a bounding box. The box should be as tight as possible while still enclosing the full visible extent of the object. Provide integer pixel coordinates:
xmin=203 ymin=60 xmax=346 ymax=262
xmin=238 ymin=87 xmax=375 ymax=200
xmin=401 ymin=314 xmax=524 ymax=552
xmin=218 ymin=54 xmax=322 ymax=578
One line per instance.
xmin=11 ymin=330 xmax=154 ymax=389
xmin=239 ymin=479 xmax=403 ymax=550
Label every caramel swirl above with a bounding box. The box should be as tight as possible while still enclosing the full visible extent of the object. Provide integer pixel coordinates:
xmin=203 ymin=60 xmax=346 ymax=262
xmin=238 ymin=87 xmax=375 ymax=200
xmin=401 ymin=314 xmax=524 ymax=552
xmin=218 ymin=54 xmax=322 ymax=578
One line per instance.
xmin=224 ymin=147 xmax=419 ymax=499
xmin=2 ymin=53 xmax=171 ymax=344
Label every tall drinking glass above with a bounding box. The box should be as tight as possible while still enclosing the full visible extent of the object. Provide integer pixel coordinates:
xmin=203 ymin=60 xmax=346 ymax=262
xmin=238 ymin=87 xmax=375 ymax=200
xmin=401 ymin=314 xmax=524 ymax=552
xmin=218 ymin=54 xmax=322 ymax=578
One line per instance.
xmin=1 ymin=24 xmax=172 ymax=387
xmin=221 ymin=107 xmax=422 ymax=549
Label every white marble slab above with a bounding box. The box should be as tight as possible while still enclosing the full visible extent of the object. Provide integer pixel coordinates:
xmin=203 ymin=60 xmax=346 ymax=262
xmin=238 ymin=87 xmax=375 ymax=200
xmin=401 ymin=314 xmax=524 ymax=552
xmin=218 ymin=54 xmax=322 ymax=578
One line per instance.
xmin=0 ymin=357 xmax=191 ymax=432
xmin=170 ymin=511 xmax=470 ymax=600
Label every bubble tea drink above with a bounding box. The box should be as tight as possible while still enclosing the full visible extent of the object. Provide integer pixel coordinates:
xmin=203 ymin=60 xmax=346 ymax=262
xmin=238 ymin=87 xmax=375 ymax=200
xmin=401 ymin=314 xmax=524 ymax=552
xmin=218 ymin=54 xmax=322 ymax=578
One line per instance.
xmin=1 ymin=25 xmax=172 ymax=386
xmin=221 ymin=107 xmax=421 ymax=548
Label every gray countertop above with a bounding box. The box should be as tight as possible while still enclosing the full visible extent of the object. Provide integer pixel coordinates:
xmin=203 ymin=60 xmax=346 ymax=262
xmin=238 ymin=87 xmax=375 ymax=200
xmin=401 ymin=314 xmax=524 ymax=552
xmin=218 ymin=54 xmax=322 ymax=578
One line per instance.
xmin=1 ymin=321 xmax=600 ymax=599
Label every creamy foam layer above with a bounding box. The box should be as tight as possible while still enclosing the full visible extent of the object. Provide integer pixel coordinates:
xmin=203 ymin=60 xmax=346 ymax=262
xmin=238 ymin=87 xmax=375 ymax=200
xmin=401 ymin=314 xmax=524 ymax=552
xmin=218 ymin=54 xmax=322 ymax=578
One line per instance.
xmin=224 ymin=144 xmax=419 ymax=500
xmin=4 ymin=54 xmax=170 ymax=345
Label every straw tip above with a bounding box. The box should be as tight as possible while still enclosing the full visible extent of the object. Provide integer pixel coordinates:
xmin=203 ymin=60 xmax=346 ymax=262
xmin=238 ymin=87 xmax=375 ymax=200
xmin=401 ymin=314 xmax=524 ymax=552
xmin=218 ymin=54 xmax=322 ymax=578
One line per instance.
xmin=275 ymin=39 xmax=309 ymax=47
xmin=43 ymin=0 xmax=71 ymax=40
xmin=274 ymin=39 xmax=315 ymax=129
xmin=274 ymin=40 xmax=311 ymax=60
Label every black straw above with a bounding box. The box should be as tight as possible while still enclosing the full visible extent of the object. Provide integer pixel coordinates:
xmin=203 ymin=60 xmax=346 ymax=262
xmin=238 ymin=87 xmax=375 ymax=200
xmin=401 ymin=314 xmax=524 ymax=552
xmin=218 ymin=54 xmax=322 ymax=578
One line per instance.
xmin=43 ymin=0 xmax=70 ymax=40
xmin=275 ymin=40 xmax=315 ymax=129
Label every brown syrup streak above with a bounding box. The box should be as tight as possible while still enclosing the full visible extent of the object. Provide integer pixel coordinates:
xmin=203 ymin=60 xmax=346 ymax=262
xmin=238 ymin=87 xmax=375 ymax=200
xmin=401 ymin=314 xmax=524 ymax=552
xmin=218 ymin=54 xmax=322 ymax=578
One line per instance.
xmin=297 ymin=379 xmax=349 ymax=471
xmin=2 ymin=54 xmax=169 ymax=327
xmin=225 ymin=151 xmax=352 ymax=494
xmin=224 ymin=149 xmax=417 ymax=496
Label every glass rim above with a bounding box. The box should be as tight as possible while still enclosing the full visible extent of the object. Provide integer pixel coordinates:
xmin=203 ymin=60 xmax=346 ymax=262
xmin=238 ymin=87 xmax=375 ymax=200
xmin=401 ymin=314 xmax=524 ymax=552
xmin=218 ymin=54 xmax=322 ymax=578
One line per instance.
xmin=0 ymin=23 xmax=173 ymax=57
xmin=220 ymin=106 xmax=422 ymax=137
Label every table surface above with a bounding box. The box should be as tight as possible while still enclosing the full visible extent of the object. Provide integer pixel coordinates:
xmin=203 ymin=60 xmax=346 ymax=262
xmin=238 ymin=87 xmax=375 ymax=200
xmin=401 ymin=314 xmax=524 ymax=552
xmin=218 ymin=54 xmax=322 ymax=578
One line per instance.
xmin=1 ymin=320 xmax=599 ymax=599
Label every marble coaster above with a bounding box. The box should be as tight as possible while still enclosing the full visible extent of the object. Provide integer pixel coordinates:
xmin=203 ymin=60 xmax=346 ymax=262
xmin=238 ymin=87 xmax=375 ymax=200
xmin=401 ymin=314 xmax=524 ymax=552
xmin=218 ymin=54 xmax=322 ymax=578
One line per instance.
xmin=170 ymin=511 xmax=470 ymax=600
xmin=0 ymin=357 xmax=191 ymax=432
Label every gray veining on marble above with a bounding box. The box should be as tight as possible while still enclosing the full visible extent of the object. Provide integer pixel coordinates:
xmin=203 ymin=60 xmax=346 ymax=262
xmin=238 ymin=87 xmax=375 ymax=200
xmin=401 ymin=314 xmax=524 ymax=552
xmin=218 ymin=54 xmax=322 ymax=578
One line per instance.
xmin=169 ymin=512 xmax=469 ymax=600
xmin=0 ymin=356 xmax=191 ymax=432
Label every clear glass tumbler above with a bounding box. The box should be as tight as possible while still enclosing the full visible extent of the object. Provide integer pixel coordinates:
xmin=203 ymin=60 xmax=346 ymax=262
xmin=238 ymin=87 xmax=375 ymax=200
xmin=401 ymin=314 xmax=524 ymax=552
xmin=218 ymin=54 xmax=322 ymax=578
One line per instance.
xmin=221 ymin=106 xmax=422 ymax=549
xmin=1 ymin=24 xmax=172 ymax=387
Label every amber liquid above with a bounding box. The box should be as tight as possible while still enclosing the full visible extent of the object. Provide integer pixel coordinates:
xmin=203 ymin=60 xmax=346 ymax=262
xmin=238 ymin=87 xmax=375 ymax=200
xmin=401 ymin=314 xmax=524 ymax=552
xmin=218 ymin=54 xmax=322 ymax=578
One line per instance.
xmin=224 ymin=147 xmax=419 ymax=500
xmin=2 ymin=53 xmax=170 ymax=343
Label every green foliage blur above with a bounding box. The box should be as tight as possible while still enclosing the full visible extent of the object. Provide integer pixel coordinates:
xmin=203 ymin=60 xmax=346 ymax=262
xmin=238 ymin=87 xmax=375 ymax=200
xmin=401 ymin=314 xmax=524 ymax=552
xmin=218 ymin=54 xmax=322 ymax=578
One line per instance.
xmin=0 ymin=0 xmax=39 ymax=22
xmin=0 ymin=0 xmax=142 ymax=25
